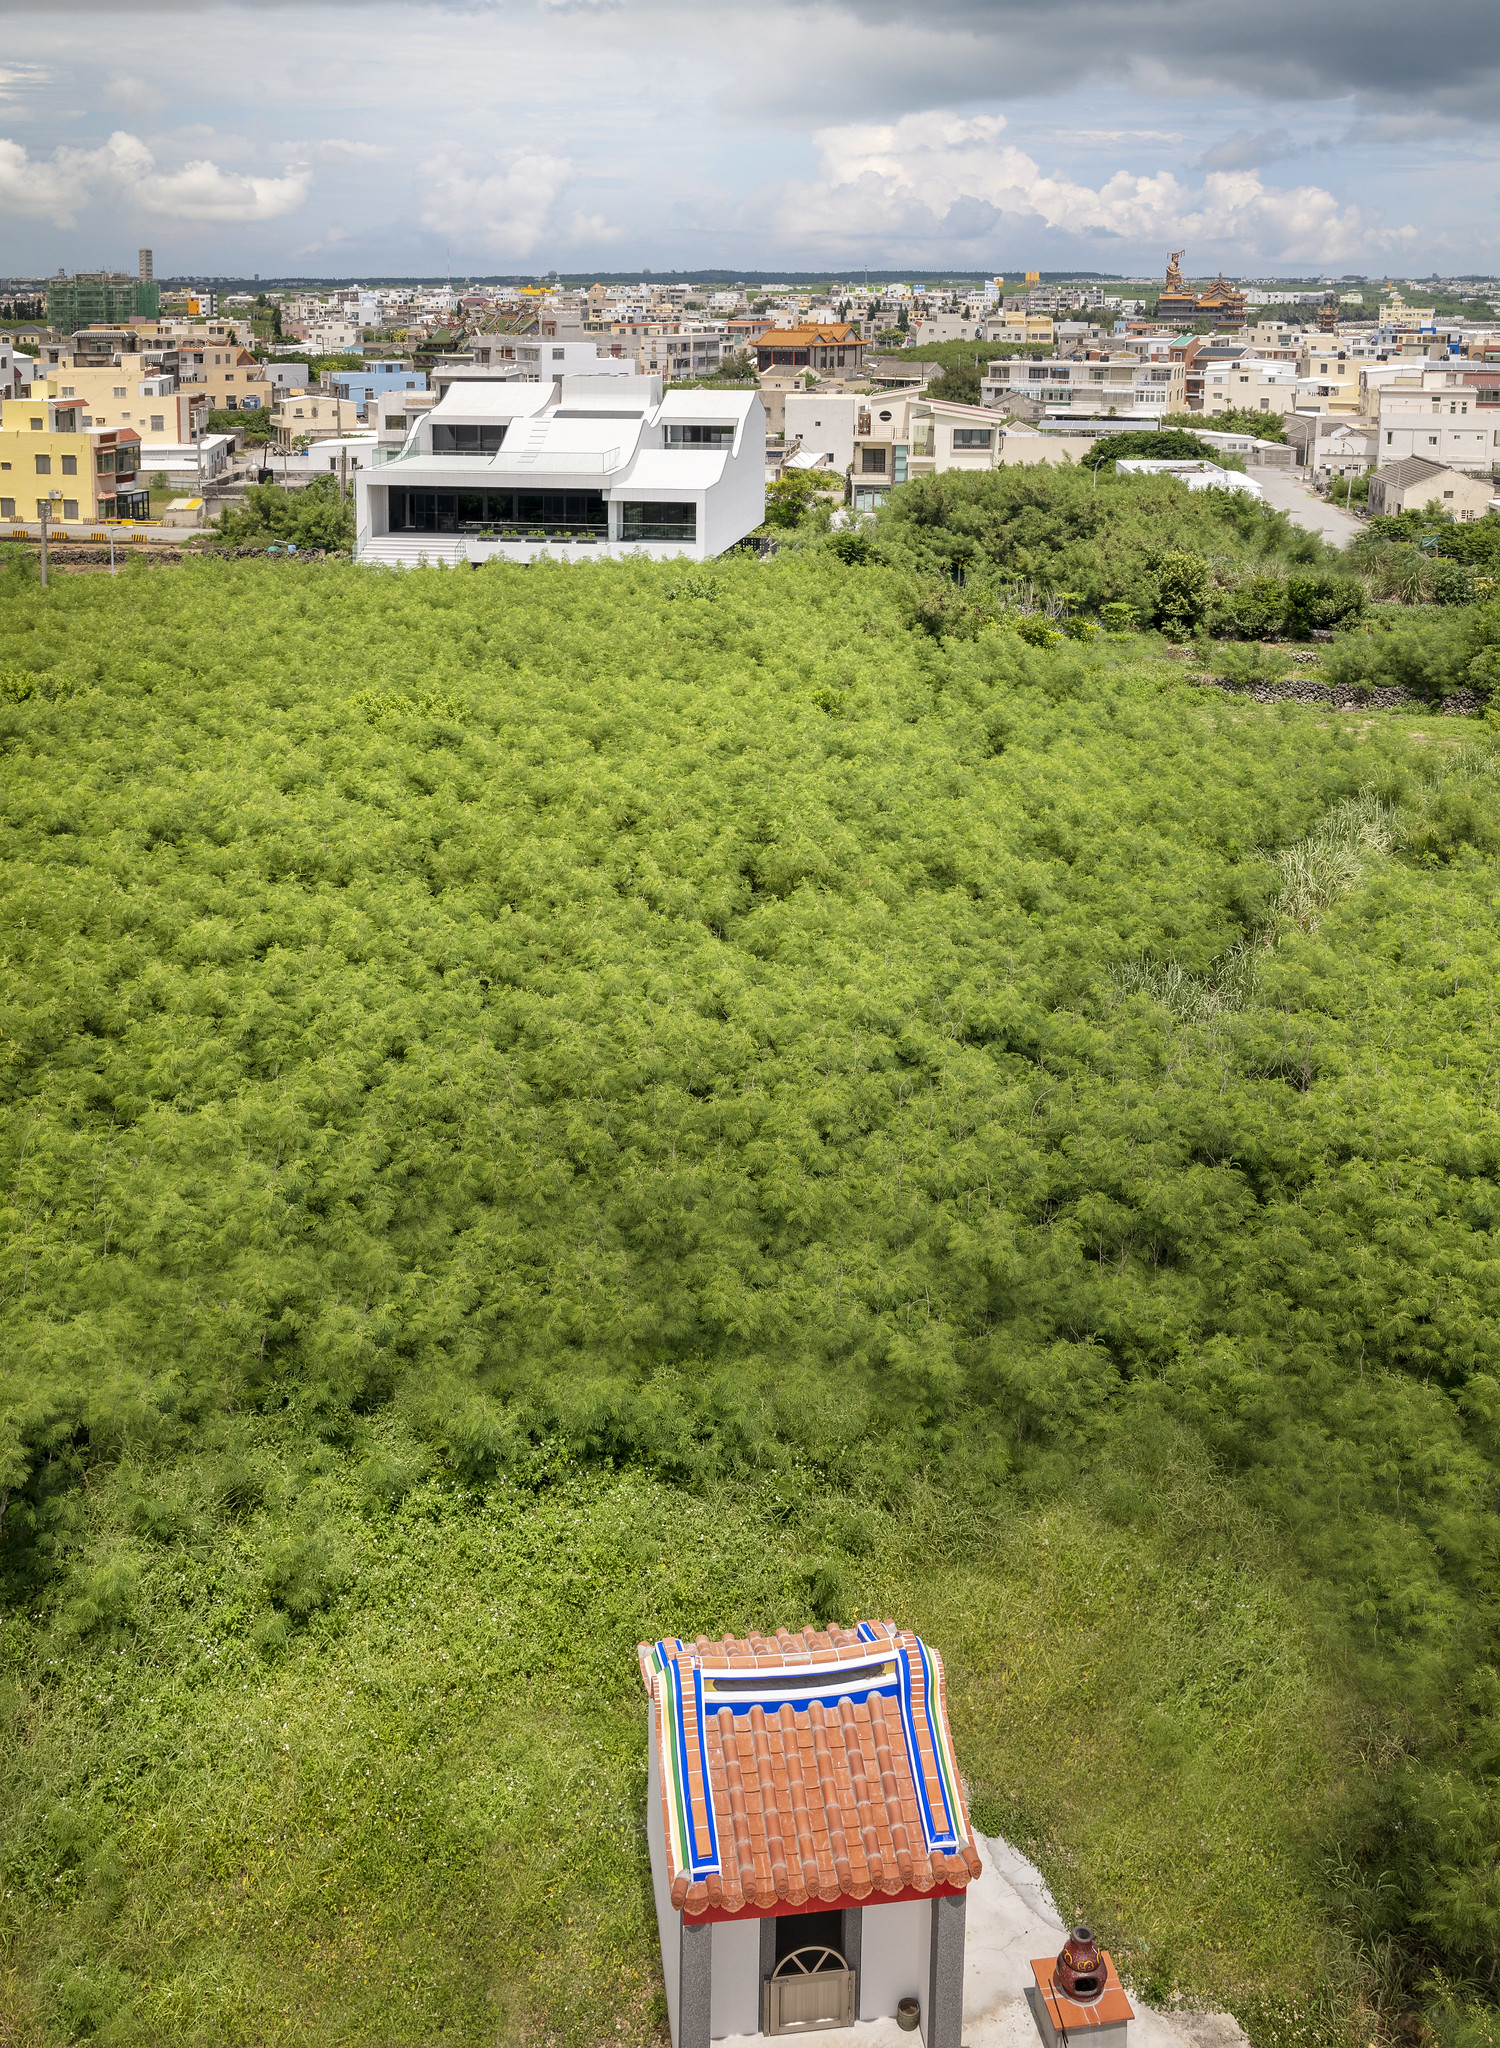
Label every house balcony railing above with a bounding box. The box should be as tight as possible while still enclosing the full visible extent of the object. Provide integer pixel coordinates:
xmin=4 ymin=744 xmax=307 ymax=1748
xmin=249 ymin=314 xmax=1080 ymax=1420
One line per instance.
xmin=373 ymin=445 xmax=620 ymax=473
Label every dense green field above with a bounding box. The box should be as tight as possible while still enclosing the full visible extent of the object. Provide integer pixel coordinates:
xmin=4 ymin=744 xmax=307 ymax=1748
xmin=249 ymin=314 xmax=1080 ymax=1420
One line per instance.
xmin=3 ymin=541 xmax=1500 ymax=2046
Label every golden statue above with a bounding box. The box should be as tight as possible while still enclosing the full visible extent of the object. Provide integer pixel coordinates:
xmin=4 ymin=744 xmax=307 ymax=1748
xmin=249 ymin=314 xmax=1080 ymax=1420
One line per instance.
xmin=1164 ymin=249 xmax=1186 ymax=291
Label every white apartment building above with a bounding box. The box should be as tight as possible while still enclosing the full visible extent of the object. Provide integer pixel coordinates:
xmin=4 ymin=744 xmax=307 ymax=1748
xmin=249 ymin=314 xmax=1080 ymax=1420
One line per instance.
xmin=355 ymin=372 xmax=765 ymax=567
xmin=634 ymin=325 xmax=729 ymax=382
xmin=1199 ymin=357 xmax=1302 ymax=418
xmin=1373 ymin=372 xmax=1500 ymax=470
xmin=980 ymin=355 xmax=1185 ymax=415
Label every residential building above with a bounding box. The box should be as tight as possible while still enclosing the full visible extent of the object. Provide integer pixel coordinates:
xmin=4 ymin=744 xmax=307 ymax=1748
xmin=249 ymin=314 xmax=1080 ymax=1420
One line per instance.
xmin=980 ymin=355 xmax=1185 ymax=416
xmin=138 ymin=432 xmax=237 ymax=486
xmin=1367 ymin=456 xmax=1496 ymax=520
xmin=0 ymin=338 xmax=28 ymax=402
xmin=634 ymin=326 xmax=729 ymax=382
xmin=988 ymin=309 xmax=1055 ymax=346
xmin=370 ymin=387 xmax=438 ymax=452
xmin=1198 ymin=357 xmax=1303 ymax=419
xmin=47 ymin=271 xmax=160 ymax=330
xmin=40 ymin=364 xmax=209 ymax=443
xmin=355 ymin=372 xmax=764 ymax=567
xmin=1181 ymin=342 xmax=1247 ymax=409
xmin=175 ymin=343 xmax=275 ymax=411
xmin=1368 ymin=367 xmax=1500 ymax=470
xmin=912 ymin=313 xmax=989 ymax=346
xmin=0 ymin=396 xmax=146 ymax=523
xmin=259 ymin=434 xmax=379 ymax=484
xmin=755 ymin=324 xmax=866 ymax=375
xmin=322 ymin=359 xmax=426 ymax=418
xmin=273 ymin=391 xmax=365 ymax=448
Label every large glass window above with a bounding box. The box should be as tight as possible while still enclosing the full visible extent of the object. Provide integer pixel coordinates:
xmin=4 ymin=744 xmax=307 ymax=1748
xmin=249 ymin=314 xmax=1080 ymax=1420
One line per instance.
xmin=951 ymin=427 xmax=992 ymax=448
xmin=664 ymin=424 xmax=733 ymax=445
xmin=860 ymin=447 xmax=887 ymax=474
xmin=619 ymin=502 xmax=697 ymax=542
xmin=430 ymin=423 xmax=508 ymax=454
xmin=387 ymin=488 xmax=607 ymax=534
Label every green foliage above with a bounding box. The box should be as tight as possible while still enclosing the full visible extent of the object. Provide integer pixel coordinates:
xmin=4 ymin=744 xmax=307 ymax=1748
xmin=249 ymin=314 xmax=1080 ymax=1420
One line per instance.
xmin=927 ymin=356 xmax=984 ymax=404
xmin=207 ymin=406 xmax=273 ymax=444
xmin=876 ymin=462 xmax=1332 ymax=616
xmin=762 ymin=467 xmax=841 ymax=530
xmin=1148 ymin=546 xmax=1211 ymax=632
xmin=1163 ymin=408 xmax=1289 ymax=445
xmin=1322 ymin=602 xmax=1500 ymax=700
xmin=0 ymin=1441 xmax=1342 ymax=2048
xmin=213 ymin=474 xmax=354 ymax=552
xmin=1088 ymin=427 xmax=1236 ymax=468
xmin=6 ymin=550 xmax=1500 ymax=2038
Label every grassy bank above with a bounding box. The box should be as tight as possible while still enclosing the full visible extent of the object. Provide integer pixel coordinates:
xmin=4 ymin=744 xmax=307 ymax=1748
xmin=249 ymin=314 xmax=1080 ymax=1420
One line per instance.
xmin=3 ymin=1431 xmax=1339 ymax=2047
xmin=3 ymin=542 xmax=1500 ymax=2043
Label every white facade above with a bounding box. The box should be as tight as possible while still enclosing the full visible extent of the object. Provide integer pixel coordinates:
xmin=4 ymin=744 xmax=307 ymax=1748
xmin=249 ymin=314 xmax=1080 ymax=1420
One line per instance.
xmin=860 ymin=1899 xmax=932 ymax=2021
xmin=981 ymin=357 xmax=1184 ymax=415
xmin=1373 ymin=374 xmax=1500 ymax=470
xmin=138 ymin=432 xmax=236 ymax=480
xmin=355 ymin=372 xmax=765 ymax=566
xmin=1116 ymin=458 xmax=1264 ymax=498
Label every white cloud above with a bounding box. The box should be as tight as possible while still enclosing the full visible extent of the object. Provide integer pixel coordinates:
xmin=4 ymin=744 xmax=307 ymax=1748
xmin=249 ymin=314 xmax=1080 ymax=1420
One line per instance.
xmin=773 ymin=108 xmax=1416 ymax=264
xmin=417 ymin=148 xmax=578 ymax=257
xmin=0 ymin=126 xmax=309 ymax=225
xmin=132 ymin=156 xmax=310 ymax=220
xmin=104 ymin=74 xmax=167 ymax=116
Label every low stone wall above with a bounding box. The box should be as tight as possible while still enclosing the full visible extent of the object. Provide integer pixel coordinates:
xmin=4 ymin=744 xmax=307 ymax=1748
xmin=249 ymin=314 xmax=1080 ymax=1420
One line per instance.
xmin=1193 ymin=673 xmax=1485 ymax=716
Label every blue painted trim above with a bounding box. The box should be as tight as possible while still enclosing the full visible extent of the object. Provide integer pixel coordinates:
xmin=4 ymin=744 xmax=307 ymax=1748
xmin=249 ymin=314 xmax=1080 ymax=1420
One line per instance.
xmin=897 ymin=1641 xmax=959 ymax=1851
xmin=713 ymin=1682 xmax=900 ymax=1717
xmin=691 ymin=1666 xmax=720 ymax=1873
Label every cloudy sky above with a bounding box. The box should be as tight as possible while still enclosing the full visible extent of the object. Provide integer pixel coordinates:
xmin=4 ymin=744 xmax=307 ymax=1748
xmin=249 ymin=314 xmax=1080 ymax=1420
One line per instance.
xmin=0 ymin=0 xmax=1494 ymax=279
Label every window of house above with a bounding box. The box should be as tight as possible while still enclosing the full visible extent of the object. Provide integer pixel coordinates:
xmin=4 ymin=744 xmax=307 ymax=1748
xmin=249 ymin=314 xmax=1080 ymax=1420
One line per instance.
xmin=34 ymin=454 xmax=50 ymax=474
xmin=63 ymin=499 xmax=77 ymax=519
xmin=61 ymin=455 xmax=77 ymax=476
xmin=952 ymin=427 xmax=992 ymax=448
xmin=861 ymin=446 xmax=887 ymax=473
xmin=29 ymin=417 xmax=42 ymax=430
xmin=114 ymin=386 xmax=126 ymax=398
xmin=0 ymin=499 xmax=11 ymax=518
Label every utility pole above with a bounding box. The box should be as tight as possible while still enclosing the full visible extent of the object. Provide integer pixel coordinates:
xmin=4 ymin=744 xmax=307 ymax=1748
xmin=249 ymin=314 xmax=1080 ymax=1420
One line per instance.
xmin=39 ymin=488 xmax=61 ymax=587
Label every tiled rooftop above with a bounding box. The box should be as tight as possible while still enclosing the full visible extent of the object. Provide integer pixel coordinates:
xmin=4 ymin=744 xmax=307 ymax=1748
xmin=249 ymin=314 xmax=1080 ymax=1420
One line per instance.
xmin=639 ymin=1622 xmax=981 ymax=1918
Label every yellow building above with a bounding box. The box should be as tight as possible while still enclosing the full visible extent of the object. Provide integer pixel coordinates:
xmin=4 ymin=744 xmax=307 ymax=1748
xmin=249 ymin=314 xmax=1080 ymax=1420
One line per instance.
xmin=1381 ymin=289 xmax=1437 ymax=335
xmin=273 ymin=389 xmax=363 ymax=448
xmin=42 ymin=364 xmax=208 ymax=442
xmin=0 ymin=396 xmax=145 ymax=524
xmin=173 ymin=344 xmax=273 ymax=412
xmin=994 ymin=309 xmax=1054 ymax=345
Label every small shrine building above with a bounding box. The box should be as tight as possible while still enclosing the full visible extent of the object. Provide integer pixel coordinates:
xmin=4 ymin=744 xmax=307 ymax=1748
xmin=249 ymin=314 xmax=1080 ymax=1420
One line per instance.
xmin=639 ymin=1622 xmax=981 ymax=2048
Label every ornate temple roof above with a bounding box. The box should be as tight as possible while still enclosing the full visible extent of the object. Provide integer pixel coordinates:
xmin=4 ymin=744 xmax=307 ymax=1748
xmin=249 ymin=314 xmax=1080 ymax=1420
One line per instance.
xmin=639 ymin=1621 xmax=981 ymax=1919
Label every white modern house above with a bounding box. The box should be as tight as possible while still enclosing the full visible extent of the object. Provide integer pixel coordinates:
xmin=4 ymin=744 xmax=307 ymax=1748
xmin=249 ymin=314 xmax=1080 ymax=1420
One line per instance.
xmin=355 ymin=371 xmax=765 ymax=566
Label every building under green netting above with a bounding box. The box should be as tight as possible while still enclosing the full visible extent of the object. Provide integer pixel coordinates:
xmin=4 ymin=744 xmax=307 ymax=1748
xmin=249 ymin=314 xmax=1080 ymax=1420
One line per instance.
xmin=46 ymin=272 xmax=160 ymax=331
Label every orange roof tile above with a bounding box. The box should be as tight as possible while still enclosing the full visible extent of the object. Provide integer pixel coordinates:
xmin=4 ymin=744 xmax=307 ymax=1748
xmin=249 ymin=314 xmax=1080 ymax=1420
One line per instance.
xmin=639 ymin=1622 xmax=981 ymax=1918
xmin=757 ymin=325 xmax=862 ymax=347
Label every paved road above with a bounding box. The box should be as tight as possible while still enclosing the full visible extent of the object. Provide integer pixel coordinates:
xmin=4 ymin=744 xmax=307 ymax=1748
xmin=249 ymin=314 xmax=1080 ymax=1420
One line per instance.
xmin=1252 ymin=466 xmax=1364 ymax=546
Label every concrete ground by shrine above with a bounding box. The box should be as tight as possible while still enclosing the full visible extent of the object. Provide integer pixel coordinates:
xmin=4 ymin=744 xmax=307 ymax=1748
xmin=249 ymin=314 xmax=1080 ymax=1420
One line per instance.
xmin=711 ymin=1834 xmax=1253 ymax=2048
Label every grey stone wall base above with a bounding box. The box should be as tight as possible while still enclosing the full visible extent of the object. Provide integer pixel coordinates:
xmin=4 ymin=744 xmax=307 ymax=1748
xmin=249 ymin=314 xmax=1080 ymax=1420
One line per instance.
xmin=923 ymin=1893 xmax=966 ymax=2048
xmin=679 ymin=1916 xmax=712 ymax=2048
